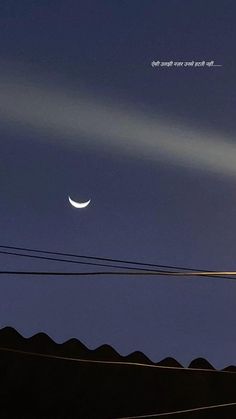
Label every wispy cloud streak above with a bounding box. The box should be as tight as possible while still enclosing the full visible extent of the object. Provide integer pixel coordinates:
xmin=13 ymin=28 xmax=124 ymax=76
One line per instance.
xmin=0 ymin=68 xmax=235 ymax=177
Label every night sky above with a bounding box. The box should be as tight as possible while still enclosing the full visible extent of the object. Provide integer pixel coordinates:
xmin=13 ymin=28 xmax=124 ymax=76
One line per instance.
xmin=1 ymin=0 xmax=236 ymax=368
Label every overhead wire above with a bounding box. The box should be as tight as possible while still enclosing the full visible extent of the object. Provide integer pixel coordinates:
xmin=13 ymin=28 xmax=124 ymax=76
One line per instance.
xmin=0 ymin=345 xmax=235 ymax=417
xmin=0 ymin=250 xmax=165 ymax=273
xmin=0 ymin=245 xmax=235 ymax=281
xmin=1 ymin=245 xmax=236 ymax=417
xmin=0 ymin=270 xmax=236 ymax=279
xmin=115 ymin=401 xmax=236 ymax=418
xmin=0 ymin=345 xmax=234 ymax=373
xmin=1 ymin=345 xmax=236 ymax=417
xmin=0 ymin=244 xmax=226 ymax=271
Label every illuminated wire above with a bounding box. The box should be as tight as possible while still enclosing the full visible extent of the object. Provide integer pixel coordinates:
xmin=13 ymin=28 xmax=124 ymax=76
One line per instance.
xmin=0 ymin=250 xmax=164 ymax=273
xmin=0 ymin=345 xmax=234 ymax=374
xmin=0 ymin=244 xmax=227 ymax=272
xmin=1 ymin=344 xmax=235 ymax=417
xmin=0 ymin=245 xmax=235 ymax=281
xmin=0 ymin=270 xmax=236 ymax=279
xmin=115 ymin=401 xmax=236 ymax=418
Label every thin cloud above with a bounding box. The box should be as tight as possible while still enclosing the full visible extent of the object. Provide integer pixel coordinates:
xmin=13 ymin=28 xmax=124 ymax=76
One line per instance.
xmin=0 ymin=67 xmax=235 ymax=177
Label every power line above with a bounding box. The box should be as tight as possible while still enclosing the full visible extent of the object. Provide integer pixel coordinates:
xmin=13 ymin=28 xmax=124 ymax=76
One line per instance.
xmin=0 ymin=345 xmax=236 ymax=419
xmin=1 ymin=270 xmax=236 ymax=279
xmin=0 ymin=244 xmax=170 ymax=267
xmin=0 ymin=347 xmax=235 ymax=418
xmin=0 ymin=244 xmax=223 ymax=271
xmin=0 ymin=345 xmax=234 ymax=374
xmin=0 ymin=250 xmax=165 ymax=273
xmin=116 ymin=401 xmax=236 ymax=418
xmin=0 ymin=245 xmax=235 ymax=281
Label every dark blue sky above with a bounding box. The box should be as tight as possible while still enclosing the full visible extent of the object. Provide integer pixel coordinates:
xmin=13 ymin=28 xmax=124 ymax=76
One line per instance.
xmin=0 ymin=0 xmax=236 ymax=367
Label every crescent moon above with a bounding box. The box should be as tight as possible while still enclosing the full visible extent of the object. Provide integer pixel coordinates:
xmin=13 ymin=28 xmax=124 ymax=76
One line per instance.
xmin=68 ymin=196 xmax=91 ymax=209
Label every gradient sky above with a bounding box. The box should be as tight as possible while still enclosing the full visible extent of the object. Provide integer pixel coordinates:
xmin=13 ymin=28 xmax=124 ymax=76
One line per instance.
xmin=0 ymin=0 xmax=236 ymax=368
